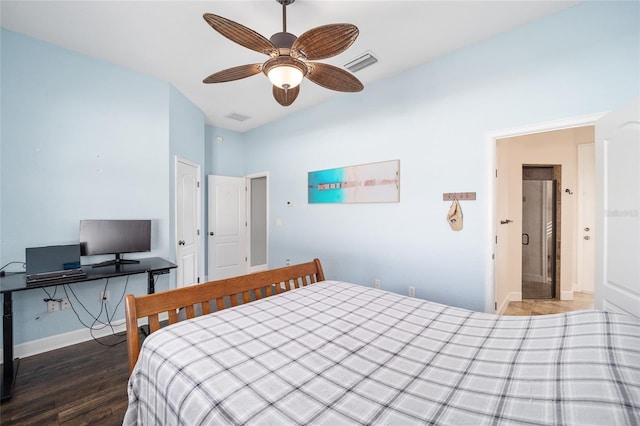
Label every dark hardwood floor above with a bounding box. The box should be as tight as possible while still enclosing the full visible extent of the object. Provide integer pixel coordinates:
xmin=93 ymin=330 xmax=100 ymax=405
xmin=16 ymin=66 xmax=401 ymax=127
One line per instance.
xmin=1 ymin=334 xmax=130 ymax=425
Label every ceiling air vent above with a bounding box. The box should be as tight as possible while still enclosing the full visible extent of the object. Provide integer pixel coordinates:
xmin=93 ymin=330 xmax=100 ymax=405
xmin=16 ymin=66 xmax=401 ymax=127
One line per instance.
xmin=344 ymin=51 xmax=378 ymax=73
xmin=226 ymin=113 xmax=250 ymax=122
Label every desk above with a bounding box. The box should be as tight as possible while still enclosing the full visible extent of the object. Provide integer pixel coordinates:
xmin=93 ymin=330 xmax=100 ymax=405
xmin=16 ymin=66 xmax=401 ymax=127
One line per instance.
xmin=0 ymin=257 xmax=176 ymax=402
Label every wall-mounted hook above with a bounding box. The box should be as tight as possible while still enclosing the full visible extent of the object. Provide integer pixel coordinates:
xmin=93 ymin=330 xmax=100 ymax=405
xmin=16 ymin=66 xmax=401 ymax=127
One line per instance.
xmin=565 ymin=188 xmax=573 ymax=195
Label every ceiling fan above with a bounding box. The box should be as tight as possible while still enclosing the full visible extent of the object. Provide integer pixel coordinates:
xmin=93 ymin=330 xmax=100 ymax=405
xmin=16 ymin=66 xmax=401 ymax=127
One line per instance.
xmin=202 ymin=0 xmax=364 ymax=107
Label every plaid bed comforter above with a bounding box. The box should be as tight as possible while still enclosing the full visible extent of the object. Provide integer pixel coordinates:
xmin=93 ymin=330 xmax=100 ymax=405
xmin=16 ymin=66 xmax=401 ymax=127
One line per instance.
xmin=124 ymin=281 xmax=640 ymax=425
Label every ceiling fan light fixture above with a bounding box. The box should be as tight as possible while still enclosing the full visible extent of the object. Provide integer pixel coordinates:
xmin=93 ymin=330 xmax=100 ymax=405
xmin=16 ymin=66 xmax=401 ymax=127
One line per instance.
xmin=263 ymin=57 xmax=307 ymax=89
xmin=268 ymin=66 xmax=304 ymax=89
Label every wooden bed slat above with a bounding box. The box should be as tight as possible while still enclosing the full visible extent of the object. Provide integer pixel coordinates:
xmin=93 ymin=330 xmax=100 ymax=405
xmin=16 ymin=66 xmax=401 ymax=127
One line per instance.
xmin=149 ymin=315 xmax=160 ymax=333
xmin=125 ymin=258 xmax=325 ymax=374
xmin=202 ymin=302 xmax=211 ymax=316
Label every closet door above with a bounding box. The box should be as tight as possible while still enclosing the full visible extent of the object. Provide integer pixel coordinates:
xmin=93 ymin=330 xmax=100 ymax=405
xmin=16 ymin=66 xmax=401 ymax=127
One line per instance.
xmin=208 ymin=175 xmax=246 ymax=281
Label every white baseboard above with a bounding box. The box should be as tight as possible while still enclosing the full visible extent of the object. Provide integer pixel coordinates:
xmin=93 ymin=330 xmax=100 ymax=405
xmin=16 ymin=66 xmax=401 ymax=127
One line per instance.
xmin=0 ymin=320 xmax=126 ymax=363
xmin=560 ymin=291 xmax=574 ymax=301
xmin=497 ymin=292 xmax=522 ymax=314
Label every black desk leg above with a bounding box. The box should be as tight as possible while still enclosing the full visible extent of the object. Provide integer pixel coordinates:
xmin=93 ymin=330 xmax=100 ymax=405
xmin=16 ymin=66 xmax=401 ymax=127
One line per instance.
xmin=147 ymin=271 xmax=155 ymax=294
xmin=1 ymin=291 xmax=18 ymax=402
xmin=146 ymin=269 xmax=171 ymax=295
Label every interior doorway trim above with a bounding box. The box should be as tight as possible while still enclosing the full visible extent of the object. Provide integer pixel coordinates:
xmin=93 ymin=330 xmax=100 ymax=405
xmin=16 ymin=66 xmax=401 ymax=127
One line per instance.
xmin=485 ymin=111 xmax=607 ymax=313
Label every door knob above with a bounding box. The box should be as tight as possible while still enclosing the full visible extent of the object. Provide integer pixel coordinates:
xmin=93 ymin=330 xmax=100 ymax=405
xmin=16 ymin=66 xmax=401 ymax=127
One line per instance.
xmin=584 ymin=236 xmax=590 ymax=240
xmin=178 ymin=240 xmax=185 ymax=245
xmin=209 ymin=232 xmax=214 ymax=236
xmin=584 ymin=227 xmax=590 ymax=232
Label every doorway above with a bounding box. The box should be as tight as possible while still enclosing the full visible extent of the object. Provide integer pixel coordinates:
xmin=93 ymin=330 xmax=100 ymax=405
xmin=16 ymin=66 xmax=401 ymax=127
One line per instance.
xmin=492 ymin=122 xmax=598 ymax=314
xmin=207 ymin=173 xmax=269 ymax=280
xmin=521 ymin=166 xmax=559 ymax=299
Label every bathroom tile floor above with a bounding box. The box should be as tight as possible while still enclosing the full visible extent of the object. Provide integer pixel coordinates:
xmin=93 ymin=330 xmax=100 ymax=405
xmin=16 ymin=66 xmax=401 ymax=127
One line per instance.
xmin=502 ymin=292 xmax=594 ymax=316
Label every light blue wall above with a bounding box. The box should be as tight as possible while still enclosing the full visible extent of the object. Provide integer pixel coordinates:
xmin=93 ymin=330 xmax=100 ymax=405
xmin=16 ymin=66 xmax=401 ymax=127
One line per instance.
xmin=206 ymin=125 xmax=245 ymax=177
xmin=242 ymin=1 xmax=640 ymax=311
xmin=169 ymin=86 xmax=206 ymax=280
xmin=0 ymin=30 xmax=205 ymax=345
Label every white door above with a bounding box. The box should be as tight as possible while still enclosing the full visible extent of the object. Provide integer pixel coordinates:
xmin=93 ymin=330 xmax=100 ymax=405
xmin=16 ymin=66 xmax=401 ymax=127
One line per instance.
xmin=595 ymin=98 xmax=640 ymax=317
xmin=577 ymin=143 xmax=595 ymax=293
xmin=176 ymin=158 xmax=201 ymax=288
xmin=208 ymin=175 xmax=246 ymax=280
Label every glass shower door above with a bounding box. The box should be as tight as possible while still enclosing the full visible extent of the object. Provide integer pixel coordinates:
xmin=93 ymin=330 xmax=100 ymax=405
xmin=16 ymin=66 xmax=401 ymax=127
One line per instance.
xmin=522 ymin=180 xmax=556 ymax=299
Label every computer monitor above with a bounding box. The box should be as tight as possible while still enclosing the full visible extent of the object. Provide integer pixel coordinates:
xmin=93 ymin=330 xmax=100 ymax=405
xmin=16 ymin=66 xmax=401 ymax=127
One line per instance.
xmin=79 ymin=219 xmax=151 ymax=268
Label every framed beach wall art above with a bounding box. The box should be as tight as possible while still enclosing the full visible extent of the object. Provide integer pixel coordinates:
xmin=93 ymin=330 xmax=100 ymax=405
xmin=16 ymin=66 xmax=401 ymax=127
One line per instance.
xmin=308 ymin=160 xmax=400 ymax=204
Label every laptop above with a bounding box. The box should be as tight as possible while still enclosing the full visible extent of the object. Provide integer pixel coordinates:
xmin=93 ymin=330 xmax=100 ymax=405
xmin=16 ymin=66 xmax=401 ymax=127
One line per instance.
xmin=25 ymin=244 xmax=87 ymax=285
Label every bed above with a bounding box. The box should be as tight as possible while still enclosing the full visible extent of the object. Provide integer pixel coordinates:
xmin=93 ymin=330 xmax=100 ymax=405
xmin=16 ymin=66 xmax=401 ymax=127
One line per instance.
xmin=123 ymin=259 xmax=640 ymax=425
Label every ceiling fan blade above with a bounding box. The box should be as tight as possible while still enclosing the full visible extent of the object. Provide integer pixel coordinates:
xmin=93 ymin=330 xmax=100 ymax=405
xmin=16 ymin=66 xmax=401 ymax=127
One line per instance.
xmin=292 ymin=24 xmax=359 ymax=60
xmin=203 ymin=64 xmax=263 ymax=83
xmin=306 ymin=63 xmax=364 ymax=92
xmin=273 ymin=85 xmax=300 ymax=106
xmin=203 ymin=13 xmax=277 ymax=56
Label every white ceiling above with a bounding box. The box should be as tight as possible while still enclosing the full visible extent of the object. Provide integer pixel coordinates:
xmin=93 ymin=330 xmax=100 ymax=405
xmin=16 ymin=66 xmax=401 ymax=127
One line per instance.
xmin=1 ymin=0 xmax=580 ymax=132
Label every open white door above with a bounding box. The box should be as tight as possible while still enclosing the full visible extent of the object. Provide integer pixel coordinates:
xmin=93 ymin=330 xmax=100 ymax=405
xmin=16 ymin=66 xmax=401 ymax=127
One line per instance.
xmin=208 ymin=175 xmax=246 ymax=281
xmin=595 ymin=98 xmax=640 ymax=317
xmin=175 ymin=158 xmax=201 ymax=288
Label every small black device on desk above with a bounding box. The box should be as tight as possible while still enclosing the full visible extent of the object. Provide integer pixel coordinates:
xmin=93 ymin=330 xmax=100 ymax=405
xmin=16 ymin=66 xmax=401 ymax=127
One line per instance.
xmin=0 ymin=256 xmax=176 ymax=402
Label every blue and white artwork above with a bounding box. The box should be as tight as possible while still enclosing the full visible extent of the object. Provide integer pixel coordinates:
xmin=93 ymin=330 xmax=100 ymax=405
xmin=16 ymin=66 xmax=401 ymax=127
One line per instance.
xmin=308 ymin=160 xmax=400 ymax=204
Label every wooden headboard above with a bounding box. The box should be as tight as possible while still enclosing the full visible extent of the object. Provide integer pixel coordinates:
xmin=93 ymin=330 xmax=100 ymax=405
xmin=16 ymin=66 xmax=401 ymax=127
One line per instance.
xmin=125 ymin=258 xmax=325 ymax=374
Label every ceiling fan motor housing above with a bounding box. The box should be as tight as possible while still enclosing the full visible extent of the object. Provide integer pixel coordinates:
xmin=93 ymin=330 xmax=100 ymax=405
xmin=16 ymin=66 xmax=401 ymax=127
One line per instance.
xmin=270 ymin=32 xmax=298 ymax=56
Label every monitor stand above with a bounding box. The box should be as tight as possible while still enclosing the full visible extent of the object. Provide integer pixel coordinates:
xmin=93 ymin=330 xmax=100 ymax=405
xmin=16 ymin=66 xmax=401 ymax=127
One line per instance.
xmin=92 ymin=253 xmax=141 ymax=268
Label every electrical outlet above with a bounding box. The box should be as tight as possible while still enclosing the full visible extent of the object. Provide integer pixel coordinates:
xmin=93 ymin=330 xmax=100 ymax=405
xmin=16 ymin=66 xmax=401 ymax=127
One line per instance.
xmin=408 ymin=286 xmax=416 ymax=298
xmin=61 ymin=298 xmax=71 ymax=310
xmin=100 ymin=291 xmax=109 ymax=303
xmin=374 ymin=279 xmax=381 ymax=289
xmin=47 ymin=300 xmax=60 ymax=312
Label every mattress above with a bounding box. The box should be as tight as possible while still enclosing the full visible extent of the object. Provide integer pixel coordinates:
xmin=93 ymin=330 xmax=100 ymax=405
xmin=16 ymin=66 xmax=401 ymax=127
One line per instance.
xmin=124 ymin=281 xmax=640 ymax=425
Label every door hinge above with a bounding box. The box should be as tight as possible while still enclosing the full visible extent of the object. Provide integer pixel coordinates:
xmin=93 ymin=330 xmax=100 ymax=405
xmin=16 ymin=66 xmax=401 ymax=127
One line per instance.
xmin=495 ymin=169 xmax=498 ymax=178
xmin=495 ymin=235 xmax=498 ymax=244
xmin=197 ymin=229 xmax=200 ymax=236
xmin=197 ymin=181 xmax=200 ymax=188
xmin=197 ymin=277 xmax=200 ymax=283
xmin=495 ymin=301 xmax=497 ymax=311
